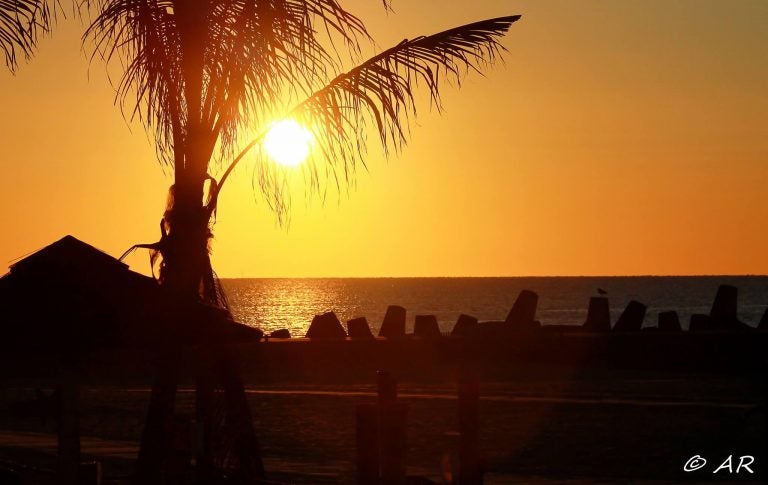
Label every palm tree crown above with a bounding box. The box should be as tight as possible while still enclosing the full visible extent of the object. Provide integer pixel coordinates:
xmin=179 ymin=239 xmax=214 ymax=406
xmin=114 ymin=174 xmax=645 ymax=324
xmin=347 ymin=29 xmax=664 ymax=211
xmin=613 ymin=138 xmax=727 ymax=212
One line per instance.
xmin=3 ymin=0 xmax=520 ymax=303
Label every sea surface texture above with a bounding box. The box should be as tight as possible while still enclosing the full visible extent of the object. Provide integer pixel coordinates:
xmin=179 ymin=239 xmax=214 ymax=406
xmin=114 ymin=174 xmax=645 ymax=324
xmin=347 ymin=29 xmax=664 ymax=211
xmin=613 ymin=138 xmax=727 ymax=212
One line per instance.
xmin=223 ymin=276 xmax=768 ymax=335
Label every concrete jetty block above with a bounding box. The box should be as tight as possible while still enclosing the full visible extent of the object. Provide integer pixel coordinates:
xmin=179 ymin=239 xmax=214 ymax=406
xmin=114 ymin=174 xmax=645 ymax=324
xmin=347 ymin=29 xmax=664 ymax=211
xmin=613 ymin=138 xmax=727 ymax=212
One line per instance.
xmin=582 ymin=297 xmax=610 ymax=332
xmin=414 ymin=315 xmax=442 ymax=338
xmin=709 ymin=284 xmax=751 ymax=330
xmin=710 ymin=284 xmax=737 ymax=325
xmin=347 ymin=317 xmax=374 ymax=339
xmin=379 ymin=305 xmax=406 ymax=338
xmin=505 ymin=290 xmax=538 ymax=328
xmin=451 ymin=314 xmax=478 ymax=337
xmin=689 ymin=314 xmax=713 ymax=332
xmin=613 ymin=300 xmax=647 ymax=332
xmin=658 ymin=311 xmax=681 ymax=332
xmin=759 ymin=308 xmax=768 ymax=330
xmin=269 ymin=329 xmax=291 ymax=339
xmin=306 ymin=312 xmax=346 ymax=339
xmin=473 ymin=321 xmax=511 ymax=339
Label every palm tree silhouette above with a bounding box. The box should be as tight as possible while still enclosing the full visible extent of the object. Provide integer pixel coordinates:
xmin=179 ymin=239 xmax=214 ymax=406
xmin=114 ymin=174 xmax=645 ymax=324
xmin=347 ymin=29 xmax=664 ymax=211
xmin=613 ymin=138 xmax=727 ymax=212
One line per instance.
xmin=4 ymin=0 xmax=519 ymax=309
xmin=0 ymin=1 xmax=48 ymax=70
xmin=3 ymin=3 xmax=520 ymax=482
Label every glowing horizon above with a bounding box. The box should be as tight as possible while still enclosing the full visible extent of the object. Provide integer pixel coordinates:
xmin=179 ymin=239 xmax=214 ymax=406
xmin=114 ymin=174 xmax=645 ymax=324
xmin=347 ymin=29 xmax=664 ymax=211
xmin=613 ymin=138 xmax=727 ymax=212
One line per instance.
xmin=0 ymin=1 xmax=766 ymax=278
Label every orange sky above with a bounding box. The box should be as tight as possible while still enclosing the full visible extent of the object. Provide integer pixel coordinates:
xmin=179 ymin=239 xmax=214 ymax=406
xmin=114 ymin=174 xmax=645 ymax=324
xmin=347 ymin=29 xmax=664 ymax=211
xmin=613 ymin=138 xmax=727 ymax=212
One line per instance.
xmin=0 ymin=0 xmax=766 ymax=277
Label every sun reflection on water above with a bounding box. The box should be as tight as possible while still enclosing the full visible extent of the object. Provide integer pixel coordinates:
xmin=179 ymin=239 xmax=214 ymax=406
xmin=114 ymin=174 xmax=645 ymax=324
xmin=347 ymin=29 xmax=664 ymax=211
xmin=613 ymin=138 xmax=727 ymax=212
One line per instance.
xmin=225 ymin=279 xmax=349 ymax=336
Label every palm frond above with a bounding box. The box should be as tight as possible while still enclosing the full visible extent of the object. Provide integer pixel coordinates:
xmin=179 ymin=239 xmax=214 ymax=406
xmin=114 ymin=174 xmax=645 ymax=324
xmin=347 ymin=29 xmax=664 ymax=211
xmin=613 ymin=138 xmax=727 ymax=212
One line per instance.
xmin=0 ymin=0 xmax=53 ymax=71
xmin=227 ymin=15 xmax=520 ymax=219
xmin=85 ymin=0 xmax=183 ymax=167
xmin=84 ymin=0 xmax=375 ymax=170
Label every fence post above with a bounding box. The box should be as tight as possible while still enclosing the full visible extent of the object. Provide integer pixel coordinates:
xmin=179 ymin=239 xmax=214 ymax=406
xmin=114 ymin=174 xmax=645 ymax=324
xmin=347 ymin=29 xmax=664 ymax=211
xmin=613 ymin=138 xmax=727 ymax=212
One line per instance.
xmin=377 ymin=371 xmax=407 ymax=485
xmin=356 ymin=403 xmax=379 ymax=484
xmin=58 ymin=365 xmax=80 ymax=485
xmin=458 ymin=371 xmax=481 ymax=485
xmin=377 ymin=370 xmax=397 ymax=405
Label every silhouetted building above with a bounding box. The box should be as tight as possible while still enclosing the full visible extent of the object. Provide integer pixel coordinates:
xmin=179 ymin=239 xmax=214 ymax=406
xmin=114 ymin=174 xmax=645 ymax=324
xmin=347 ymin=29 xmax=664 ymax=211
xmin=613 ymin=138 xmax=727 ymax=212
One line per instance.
xmin=0 ymin=235 xmax=261 ymax=354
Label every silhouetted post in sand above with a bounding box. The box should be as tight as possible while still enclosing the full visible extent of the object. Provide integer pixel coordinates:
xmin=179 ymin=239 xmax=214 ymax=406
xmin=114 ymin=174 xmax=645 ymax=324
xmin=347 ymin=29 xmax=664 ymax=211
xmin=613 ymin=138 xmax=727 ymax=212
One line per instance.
xmin=58 ymin=364 xmax=80 ymax=485
xmin=378 ymin=371 xmax=398 ymax=404
xmin=458 ymin=372 xmax=482 ymax=485
xmin=356 ymin=403 xmax=379 ymax=484
xmin=377 ymin=371 xmax=407 ymax=485
xmin=357 ymin=372 xmax=406 ymax=484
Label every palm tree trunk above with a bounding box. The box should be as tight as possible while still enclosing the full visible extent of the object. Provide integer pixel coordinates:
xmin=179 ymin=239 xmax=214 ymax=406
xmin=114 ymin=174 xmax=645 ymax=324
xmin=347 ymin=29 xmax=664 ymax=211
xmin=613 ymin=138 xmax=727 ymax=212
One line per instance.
xmin=144 ymin=160 xmax=266 ymax=484
xmin=162 ymin=171 xmax=211 ymax=301
xmin=135 ymin=354 xmax=179 ymax=485
xmin=163 ymin=113 xmax=220 ymax=305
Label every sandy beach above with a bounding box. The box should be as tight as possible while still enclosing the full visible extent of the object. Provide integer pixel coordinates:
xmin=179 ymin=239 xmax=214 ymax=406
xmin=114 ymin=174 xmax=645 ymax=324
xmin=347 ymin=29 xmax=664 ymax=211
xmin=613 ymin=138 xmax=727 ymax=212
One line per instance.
xmin=1 ymin=335 xmax=765 ymax=484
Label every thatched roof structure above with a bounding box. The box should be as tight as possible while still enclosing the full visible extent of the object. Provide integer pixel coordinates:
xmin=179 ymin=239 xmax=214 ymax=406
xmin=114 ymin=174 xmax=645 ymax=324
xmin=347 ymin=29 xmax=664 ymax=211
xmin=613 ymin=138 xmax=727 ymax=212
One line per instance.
xmin=0 ymin=235 xmax=261 ymax=353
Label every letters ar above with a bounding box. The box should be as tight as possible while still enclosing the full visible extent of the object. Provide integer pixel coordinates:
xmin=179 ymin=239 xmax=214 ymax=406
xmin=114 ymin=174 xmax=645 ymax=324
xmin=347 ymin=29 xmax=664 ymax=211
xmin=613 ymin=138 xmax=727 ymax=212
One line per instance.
xmin=712 ymin=455 xmax=755 ymax=474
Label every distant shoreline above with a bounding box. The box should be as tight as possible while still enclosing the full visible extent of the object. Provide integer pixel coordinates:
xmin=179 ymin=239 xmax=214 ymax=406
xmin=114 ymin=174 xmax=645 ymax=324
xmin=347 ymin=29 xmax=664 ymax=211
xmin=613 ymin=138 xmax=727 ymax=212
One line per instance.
xmin=222 ymin=277 xmax=768 ymax=334
xmin=220 ymin=274 xmax=768 ymax=280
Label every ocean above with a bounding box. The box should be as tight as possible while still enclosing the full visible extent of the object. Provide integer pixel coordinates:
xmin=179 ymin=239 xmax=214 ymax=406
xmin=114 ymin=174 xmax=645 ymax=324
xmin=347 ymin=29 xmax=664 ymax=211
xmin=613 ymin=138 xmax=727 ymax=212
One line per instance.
xmin=222 ymin=276 xmax=768 ymax=336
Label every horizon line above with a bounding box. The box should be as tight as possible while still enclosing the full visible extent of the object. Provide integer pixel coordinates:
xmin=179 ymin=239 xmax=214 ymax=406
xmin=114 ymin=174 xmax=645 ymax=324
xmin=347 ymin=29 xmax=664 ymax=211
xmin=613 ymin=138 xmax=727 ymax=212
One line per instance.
xmin=218 ymin=274 xmax=768 ymax=279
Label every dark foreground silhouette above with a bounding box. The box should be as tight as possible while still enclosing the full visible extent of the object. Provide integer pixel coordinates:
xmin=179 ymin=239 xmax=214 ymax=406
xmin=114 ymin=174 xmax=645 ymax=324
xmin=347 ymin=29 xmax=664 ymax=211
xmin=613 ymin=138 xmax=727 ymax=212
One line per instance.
xmin=0 ymin=236 xmax=765 ymax=484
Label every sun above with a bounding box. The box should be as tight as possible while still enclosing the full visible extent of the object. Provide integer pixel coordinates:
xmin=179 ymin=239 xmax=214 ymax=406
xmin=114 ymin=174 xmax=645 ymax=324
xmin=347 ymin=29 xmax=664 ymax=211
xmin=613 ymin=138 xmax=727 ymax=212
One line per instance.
xmin=262 ymin=119 xmax=314 ymax=167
